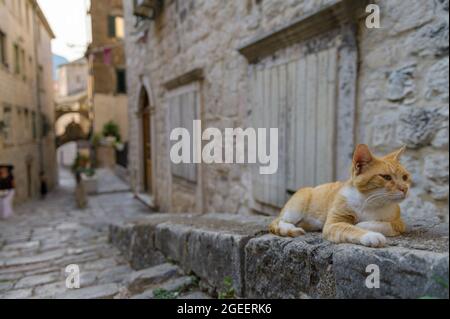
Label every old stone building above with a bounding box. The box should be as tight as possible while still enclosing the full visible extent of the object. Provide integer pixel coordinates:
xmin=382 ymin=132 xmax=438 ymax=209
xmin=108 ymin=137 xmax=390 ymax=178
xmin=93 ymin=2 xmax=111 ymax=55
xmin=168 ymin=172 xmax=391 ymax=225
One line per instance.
xmin=54 ymin=58 xmax=90 ymax=138
xmin=0 ymin=0 xmax=57 ymax=203
xmin=123 ymin=0 xmax=449 ymax=224
xmin=54 ymin=58 xmax=90 ymax=165
xmin=88 ymin=0 xmax=129 ymax=143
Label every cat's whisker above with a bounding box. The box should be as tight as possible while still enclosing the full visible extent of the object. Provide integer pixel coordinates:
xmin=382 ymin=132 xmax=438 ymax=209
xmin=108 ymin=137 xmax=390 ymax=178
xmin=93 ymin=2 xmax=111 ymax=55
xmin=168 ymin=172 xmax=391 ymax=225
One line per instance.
xmin=362 ymin=192 xmax=389 ymax=206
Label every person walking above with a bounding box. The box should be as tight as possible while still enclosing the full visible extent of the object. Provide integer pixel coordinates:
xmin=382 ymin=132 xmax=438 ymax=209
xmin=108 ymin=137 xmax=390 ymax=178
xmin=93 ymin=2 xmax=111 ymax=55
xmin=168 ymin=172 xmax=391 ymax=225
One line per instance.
xmin=0 ymin=165 xmax=15 ymax=219
xmin=40 ymin=171 xmax=48 ymax=199
xmin=75 ymin=171 xmax=87 ymax=209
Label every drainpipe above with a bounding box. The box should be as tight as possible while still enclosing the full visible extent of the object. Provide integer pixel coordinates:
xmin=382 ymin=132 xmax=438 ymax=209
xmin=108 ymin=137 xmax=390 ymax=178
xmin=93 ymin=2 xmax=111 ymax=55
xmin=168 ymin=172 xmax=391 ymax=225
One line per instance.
xmin=31 ymin=1 xmax=44 ymax=175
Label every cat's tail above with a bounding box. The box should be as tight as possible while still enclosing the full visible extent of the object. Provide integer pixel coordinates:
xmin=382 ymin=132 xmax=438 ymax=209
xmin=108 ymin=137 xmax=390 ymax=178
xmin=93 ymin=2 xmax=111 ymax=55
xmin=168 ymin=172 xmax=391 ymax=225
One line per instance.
xmin=269 ymin=217 xmax=305 ymax=238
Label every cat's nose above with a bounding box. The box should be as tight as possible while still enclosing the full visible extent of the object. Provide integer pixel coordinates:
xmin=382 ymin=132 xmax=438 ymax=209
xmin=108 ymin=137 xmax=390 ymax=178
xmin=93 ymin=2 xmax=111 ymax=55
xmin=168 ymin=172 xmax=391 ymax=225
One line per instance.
xmin=398 ymin=186 xmax=408 ymax=195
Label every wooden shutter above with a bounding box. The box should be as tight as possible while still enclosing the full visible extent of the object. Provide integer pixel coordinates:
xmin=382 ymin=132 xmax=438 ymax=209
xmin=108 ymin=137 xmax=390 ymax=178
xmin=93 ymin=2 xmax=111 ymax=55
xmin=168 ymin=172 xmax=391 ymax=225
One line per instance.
xmin=252 ymin=47 xmax=338 ymax=208
xmin=169 ymin=84 xmax=199 ymax=183
xmin=252 ymin=65 xmax=287 ymax=208
xmin=108 ymin=15 xmax=116 ymax=38
xmin=287 ymin=47 xmax=337 ymax=192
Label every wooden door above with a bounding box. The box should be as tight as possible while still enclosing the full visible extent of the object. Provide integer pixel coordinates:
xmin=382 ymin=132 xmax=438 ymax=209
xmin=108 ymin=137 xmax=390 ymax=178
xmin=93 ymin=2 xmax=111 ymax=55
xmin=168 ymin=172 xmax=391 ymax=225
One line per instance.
xmin=142 ymin=108 xmax=152 ymax=194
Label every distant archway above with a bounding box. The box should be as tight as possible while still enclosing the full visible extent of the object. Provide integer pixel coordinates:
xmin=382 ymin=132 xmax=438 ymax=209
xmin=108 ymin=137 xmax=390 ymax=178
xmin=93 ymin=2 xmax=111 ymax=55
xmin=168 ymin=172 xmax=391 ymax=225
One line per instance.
xmin=55 ymin=112 xmax=90 ymax=137
xmin=56 ymin=120 xmax=88 ymax=148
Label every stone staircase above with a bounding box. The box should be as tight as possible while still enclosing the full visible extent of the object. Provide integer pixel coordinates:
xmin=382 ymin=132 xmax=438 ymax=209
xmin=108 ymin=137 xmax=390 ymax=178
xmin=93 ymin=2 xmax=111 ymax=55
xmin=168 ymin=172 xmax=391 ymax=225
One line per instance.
xmin=55 ymin=262 xmax=209 ymax=299
xmin=109 ymin=213 xmax=449 ymax=299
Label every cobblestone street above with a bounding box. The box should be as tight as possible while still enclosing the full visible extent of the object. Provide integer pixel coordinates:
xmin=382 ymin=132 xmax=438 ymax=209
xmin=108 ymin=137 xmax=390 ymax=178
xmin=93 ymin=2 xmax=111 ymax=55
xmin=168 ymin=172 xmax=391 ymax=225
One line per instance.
xmin=0 ymin=169 xmax=208 ymax=299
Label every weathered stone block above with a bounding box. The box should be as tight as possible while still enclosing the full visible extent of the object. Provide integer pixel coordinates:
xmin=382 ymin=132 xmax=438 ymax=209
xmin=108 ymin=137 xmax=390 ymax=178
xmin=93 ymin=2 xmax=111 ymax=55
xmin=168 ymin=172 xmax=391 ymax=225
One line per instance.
xmin=110 ymin=213 xmax=270 ymax=297
xmin=155 ymin=216 xmax=264 ymax=297
xmin=334 ymin=245 xmax=449 ymax=299
xmin=386 ymin=64 xmax=416 ymax=103
xmin=425 ymin=57 xmax=449 ymax=102
xmin=184 ymin=228 xmax=251 ymax=297
xmin=424 ymin=153 xmax=449 ymax=201
xmin=409 ymin=19 xmax=449 ymax=57
xmin=129 ymin=223 xmax=165 ymax=270
xmin=154 ymin=222 xmax=192 ymax=264
xmin=245 ymin=234 xmax=335 ymax=299
xmin=108 ymin=223 xmax=134 ymax=260
xmin=126 ymin=263 xmax=180 ymax=294
xmin=109 ymin=218 xmax=166 ymax=270
xmin=397 ymin=107 xmax=444 ymax=148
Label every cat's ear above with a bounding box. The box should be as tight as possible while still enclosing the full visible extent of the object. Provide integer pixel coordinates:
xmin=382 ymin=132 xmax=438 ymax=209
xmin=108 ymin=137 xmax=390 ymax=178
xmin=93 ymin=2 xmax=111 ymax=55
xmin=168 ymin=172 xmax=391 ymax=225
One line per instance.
xmin=353 ymin=144 xmax=374 ymax=175
xmin=384 ymin=145 xmax=406 ymax=161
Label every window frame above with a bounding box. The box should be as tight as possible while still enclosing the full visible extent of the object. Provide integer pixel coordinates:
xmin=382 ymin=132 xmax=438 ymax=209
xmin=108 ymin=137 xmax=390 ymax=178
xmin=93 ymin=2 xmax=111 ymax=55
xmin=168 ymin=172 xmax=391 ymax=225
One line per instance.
xmin=116 ymin=68 xmax=127 ymax=94
xmin=1 ymin=104 xmax=13 ymax=145
xmin=13 ymin=43 xmax=20 ymax=75
xmin=108 ymin=15 xmax=125 ymax=39
xmin=0 ymin=30 xmax=7 ymax=67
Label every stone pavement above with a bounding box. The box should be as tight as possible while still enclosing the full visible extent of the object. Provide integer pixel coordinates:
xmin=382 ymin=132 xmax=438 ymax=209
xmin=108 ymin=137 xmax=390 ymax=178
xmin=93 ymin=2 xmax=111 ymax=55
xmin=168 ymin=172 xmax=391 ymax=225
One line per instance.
xmin=0 ymin=169 xmax=209 ymax=299
xmin=95 ymin=168 xmax=131 ymax=194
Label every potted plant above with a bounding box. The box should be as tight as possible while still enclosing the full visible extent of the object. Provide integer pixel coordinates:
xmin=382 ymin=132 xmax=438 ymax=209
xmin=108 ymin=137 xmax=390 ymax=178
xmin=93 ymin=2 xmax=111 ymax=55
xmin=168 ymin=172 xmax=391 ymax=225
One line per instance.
xmin=102 ymin=121 xmax=121 ymax=145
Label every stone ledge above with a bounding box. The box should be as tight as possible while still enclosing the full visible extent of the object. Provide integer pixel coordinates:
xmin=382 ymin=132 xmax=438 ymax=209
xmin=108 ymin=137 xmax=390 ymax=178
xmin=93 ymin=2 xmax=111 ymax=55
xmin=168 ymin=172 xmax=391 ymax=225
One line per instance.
xmin=245 ymin=234 xmax=448 ymax=299
xmin=109 ymin=214 xmax=449 ymax=299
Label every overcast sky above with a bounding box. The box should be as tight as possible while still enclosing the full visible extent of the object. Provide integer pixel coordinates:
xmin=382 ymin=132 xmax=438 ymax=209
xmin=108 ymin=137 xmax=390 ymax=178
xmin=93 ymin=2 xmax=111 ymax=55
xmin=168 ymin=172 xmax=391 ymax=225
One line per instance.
xmin=37 ymin=0 xmax=91 ymax=61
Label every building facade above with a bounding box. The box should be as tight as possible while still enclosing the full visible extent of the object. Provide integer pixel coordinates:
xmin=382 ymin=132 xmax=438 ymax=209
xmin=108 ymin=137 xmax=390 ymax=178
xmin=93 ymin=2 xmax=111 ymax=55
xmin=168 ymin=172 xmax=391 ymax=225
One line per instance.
xmin=0 ymin=0 xmax=56 ymax=203
xmin=56 ymin=58 xmax=88 ymax=98
xmin=123 ymin=0 xmax=449 ymax=223
xmin=88 ymin=0 xmax=129 ymax=144
xmin=54 ymin=58 xmax=90 ymax=151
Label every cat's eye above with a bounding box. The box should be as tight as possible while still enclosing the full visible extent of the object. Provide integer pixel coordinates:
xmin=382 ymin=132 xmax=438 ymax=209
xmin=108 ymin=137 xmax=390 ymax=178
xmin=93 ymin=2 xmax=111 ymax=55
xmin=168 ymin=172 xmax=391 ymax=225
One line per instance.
xmin=380 ymin=175 xmax=392 ymax=181
xmin=403 ymin=175 xmax=409 ymax=181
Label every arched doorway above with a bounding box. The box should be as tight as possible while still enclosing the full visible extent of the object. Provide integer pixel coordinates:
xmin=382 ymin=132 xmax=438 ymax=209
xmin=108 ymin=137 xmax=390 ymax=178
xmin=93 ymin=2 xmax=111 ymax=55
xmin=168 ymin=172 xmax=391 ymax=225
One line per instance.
xmin=140 ymin=88 xmax=152 ymax=195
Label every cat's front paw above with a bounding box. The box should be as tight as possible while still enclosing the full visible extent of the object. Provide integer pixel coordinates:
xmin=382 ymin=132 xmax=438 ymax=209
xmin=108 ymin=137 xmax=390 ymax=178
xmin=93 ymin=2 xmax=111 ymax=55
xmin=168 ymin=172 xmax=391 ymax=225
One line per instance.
xmin=360 ymin=232 xmax=386 ymax=248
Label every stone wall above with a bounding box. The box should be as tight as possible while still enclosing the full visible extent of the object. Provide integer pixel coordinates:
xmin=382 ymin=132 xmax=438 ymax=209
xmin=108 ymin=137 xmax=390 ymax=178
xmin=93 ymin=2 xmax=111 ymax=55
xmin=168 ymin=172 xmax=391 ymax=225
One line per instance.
xmin=93 ymin=94 xmax=129 ymax=142
xmin=123 ymin=0 xmax=448 ymax=221
xmin=358 ymin=0 xmax=449 ymax=223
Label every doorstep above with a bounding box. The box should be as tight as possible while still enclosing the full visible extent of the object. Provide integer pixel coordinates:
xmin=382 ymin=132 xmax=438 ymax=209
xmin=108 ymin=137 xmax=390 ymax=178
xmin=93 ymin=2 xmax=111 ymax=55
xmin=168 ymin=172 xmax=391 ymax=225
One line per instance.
xmin=135 ymin=193 xmax=155 ymax=209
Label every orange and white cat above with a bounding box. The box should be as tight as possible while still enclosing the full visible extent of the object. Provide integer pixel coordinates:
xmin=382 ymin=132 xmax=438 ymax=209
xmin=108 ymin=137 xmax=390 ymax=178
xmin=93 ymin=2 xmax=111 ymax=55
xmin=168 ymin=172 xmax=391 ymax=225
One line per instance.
xmin=270 ymin=144 xmax=411 ymax=248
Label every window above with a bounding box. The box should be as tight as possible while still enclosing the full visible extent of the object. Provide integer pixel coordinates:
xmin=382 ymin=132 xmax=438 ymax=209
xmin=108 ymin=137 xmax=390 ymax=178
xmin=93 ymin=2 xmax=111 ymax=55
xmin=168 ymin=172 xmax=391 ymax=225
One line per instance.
xmin=168 ymin=83 xmax=200 ymax=183
xmin=24 ymin=109 xmax=30 ymax=141
xmin=38 ymin=65 xmax=44 ymax=90
xmin=0 ymin=30 xmax=6 ymax=66
xmin=108 ymin=15 xmax=125 ymax=38
xmin=32 ymin=111 xmax=37 ymax=140
xmin=116 ymin=69 xmax=127 ymax=93
xmin=13 ymin=44 xmax=20 ymax=74
xmin=20 ymin=48 xmax=26 ymax=79
xmin=1 ymin=105 xmax=12 ymax=143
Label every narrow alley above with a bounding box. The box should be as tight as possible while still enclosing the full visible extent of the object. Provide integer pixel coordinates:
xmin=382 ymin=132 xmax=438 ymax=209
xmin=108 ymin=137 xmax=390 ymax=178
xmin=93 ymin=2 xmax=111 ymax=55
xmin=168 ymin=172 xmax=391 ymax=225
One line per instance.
xmin=0 ymin=169 xmax=208 ymax=299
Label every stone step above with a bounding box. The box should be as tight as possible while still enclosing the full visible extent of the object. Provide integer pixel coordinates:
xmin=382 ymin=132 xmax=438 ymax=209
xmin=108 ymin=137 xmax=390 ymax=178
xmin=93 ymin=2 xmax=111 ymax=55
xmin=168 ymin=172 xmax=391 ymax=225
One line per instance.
xmin=126 ymin=263 xmax=180 ymax=294
xmin=179 ymin=291 xmax=212 ymax=299
xmin=130 ymin=276 xmax=196 ymax=299
xmin=55 ymin=283 xmax=120 ymax=299
xmin=109 ymin=213 xmax=449 ymax=299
